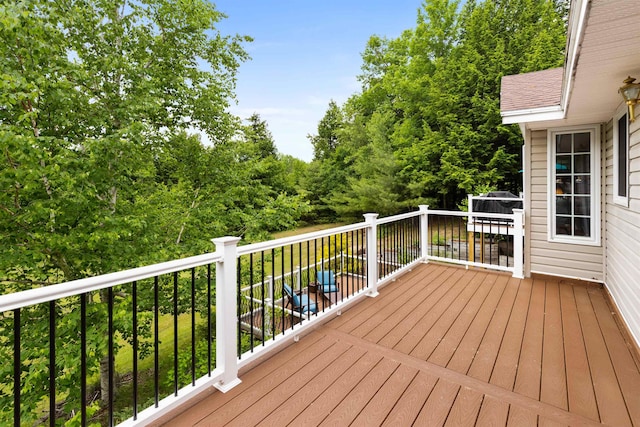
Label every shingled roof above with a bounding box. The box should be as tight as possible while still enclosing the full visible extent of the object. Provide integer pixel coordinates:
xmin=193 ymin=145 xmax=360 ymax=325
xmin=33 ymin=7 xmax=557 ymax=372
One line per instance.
xmin=500 ymin=67 xmax=563 ymax=112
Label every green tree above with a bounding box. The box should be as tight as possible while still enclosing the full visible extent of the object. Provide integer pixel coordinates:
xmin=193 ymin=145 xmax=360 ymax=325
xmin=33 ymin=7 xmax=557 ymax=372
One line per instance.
xmin=0 ymin=0 xmax=249 ymax=422
xmin=306 ymin=0 xmax=566 ymax=214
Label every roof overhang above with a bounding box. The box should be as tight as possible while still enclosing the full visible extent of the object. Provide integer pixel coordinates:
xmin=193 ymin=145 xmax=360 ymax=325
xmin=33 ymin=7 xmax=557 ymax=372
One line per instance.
xmin=501 ymin=106 xmax=564 ymax=125
xmin=500 ymin=0 xmax=640 ymax=130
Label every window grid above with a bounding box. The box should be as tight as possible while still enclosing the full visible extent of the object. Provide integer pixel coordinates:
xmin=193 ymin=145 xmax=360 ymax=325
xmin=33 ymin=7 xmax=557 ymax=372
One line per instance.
xmin=555 ymin=132 xmax=591 ymax=238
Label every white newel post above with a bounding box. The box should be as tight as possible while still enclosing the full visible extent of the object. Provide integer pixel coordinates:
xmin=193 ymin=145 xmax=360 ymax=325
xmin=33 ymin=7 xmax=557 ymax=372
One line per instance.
xmin=212 ymin=236 xmax=242 ymax=392
xmin=419 ymin=205 xmax=429 ymax=261
xmin=512 ymin=209 xmax=525 ymax=279
xmin=364 ymin=213 xmax=379 ymax=297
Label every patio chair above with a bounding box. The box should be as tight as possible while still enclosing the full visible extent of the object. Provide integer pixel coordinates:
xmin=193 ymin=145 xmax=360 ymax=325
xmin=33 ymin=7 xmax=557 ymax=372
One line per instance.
xmin=283 ymin=283 xmax=317 ymax=316
xmin=316 ymin=270 xmax=342 ymax=304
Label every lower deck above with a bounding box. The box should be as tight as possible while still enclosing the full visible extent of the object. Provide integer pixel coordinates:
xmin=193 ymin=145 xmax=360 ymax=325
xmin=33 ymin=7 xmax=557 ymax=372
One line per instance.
xmin=156 ymin=263 xmax=640 ymax=426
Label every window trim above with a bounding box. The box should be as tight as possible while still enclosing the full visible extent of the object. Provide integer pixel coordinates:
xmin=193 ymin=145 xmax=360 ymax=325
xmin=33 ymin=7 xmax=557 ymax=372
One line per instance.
xmin=613 ymin=105 xmax=629 ymax=207
xmin=547 ymin=125 xmax=601 ymax=246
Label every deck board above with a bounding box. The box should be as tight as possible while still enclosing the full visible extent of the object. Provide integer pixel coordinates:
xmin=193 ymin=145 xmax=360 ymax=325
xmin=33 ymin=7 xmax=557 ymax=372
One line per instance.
xmin=513 ymin=278 xmax=545 ymax=399
xmin=540 ymin=280 xmax=568 ymax=410
xmin=350 ymin=364 xmax=418 ymax=427
xmin=559 ymin=281 xmax=600 ymax=421
xmin=157 ymin=263 xmax=640 ymax=427
xmin=574 ymin=285 xmax=633 ymax=426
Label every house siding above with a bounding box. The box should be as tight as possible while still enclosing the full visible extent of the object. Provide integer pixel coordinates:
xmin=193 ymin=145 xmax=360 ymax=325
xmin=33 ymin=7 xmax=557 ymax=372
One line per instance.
xmin=528 ymin=130 xmax=604 ymax=281
xmin=604 ymin=114 xmax=640 ymax=345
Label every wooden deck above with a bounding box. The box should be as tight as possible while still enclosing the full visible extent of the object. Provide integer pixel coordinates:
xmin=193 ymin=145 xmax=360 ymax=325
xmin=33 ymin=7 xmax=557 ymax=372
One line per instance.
xmin=157 ymin=263 xmax=640 ymax=426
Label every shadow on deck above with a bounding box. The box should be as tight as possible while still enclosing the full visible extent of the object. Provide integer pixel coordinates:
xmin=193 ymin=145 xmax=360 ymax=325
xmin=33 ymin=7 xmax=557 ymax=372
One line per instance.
xmin=154 ymin=263 xmax=640 ymax=426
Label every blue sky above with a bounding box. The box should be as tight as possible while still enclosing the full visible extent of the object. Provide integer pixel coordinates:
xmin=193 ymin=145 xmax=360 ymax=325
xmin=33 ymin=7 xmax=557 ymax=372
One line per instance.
xmin=213 ymin=1 xmax=424 ymax=162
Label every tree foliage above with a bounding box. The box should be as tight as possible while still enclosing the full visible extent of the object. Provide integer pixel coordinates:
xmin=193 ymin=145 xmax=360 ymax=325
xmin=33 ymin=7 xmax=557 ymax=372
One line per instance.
xmin=307 ymin=0 xmax=566 ymax=217
xmin=0 ymin=0 xmax=306 ymax=423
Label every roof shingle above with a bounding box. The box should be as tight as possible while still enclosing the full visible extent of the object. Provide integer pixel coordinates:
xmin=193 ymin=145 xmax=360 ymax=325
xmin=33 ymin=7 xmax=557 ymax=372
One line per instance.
xmin=500 ymin=67 xmax=563 ymax=112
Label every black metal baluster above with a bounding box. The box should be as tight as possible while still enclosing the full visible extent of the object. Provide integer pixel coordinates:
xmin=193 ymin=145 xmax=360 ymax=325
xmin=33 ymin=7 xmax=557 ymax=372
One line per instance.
xmin=173 ymin=272 xmax=178 ymax=395
xmin=81 ymin=293 xmax=87 ymax=425
xmin=458 ymin=216 xmax=462 ymax=260
xmin=395 ymin=221 xmax=399 ymax=269
xmin=49 ymin=300 xmax=55 ymax=427
xmin=154 ymin=276 xmax=159 ymax=407
xmin=237 ymin=259 xmax=242 ymax=357
xmin=108 ymin=287 xmax=114 ymax=426
xmin=290 ymin=244 xmax=297 ymax=321
xmin=207 ymin=264 xmax=212 ymax=374
xmin=307 ymin=240 xmax=313 ymax=310
xmin=249 ymin=253 xmax=254 ymax=351
xmin=261 ymin=251 xmax=266 ymax=346
xmin=14 ymin=308 xmax=20 ymax=427
xmin=281 ymin=248 xmax=286 ymax=330
xmin=271 ymin=248 xmax=276 ymax=336
xmin=133 ymin=281 xmax=138 ymax=419
xmin=380 ymin=225 xmax=384 ymax=278
xmin=320 ymin=237 xmax=325 ymax=311
xmin=334 ymin=235 xmax=339 ymax=302
xmin=191 ymin=269 xmax=196 ymax=385
xmin=401 ymin=220 xmax=405 ymax=266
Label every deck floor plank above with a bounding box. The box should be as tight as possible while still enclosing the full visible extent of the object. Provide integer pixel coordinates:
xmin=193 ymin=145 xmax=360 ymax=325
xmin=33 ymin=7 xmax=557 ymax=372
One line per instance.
xmin=288 ymin=352 xmax=385 ymax=426
xmin=408 ymin=271 xmax=486 ymax=359
xmin=475 ymin=396 xmax=509 ymax=427
xmin=318 ymin=358 xmax=399 ymax=426
xmin=156 ymin=264 xmax=640 ymax=427
xmin=506 ymin=406 xmax=538 ymax=426
xmin=540 ymin=280 xmax=568 ymax=410
xmin=375 ymin=267 xmax=462 ymax=349
xmin=254 ymin=345 xmax=367 ymax=426
xmin=447 ymin=274 xmax=510 ymax=375
xmin=489 ymin=278 xmax=533 ymax=390
xmin=588 ymin=286 xmax=640 ymax=425
xmin=466 ymin=276 xmax=521 ymax=381
xmin=350 ymin=364 xmax=418 ymax=427
xmin=513 ymin=278 xmax=546 ymax=399
xmin=330 ymin=265 xmax=437 ymax=334
xmin=197 ymin=338 xmax=352 ymax=426
xmin=574 ymin=285 xmax=633 ymax=426
xmin=380 ymin=371 xmax=438 ymax=426
xmin=428 ymin=273 xmax=498 ymax=367
xmin=360 ymin=266 xmax=452 ymax=344
xmin=559 ymin=281 xmax=600 ymax=421
xmin=444 ymin=387 xmax=484 ymax=426
xmin=412 ymin=380 xmax=461 ymax=426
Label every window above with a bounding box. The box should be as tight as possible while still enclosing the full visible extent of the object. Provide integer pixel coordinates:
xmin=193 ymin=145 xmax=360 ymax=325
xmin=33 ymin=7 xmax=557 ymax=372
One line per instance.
xmin=548 ymin=126 xmax=600 ymax=245
xmin=613 ymin=108 xmax=629 ymax=206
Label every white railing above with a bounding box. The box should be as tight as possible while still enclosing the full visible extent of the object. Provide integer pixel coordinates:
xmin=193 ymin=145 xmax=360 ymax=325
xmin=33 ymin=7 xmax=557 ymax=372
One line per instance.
xmin=0 ymin=205 xmax=525 ymax=426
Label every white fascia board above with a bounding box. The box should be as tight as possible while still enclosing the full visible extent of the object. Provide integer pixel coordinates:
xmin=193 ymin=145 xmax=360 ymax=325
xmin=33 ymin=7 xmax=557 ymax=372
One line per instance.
xmin=560 ymin=0 xmax=590 ymax=112
xmin=501 ymin=105 xmax=565 ymax=125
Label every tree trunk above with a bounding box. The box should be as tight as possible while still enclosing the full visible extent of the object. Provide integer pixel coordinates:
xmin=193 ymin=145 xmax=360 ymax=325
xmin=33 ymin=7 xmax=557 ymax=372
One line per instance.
xmin=99 ymin=355 xmax=116 ymax=405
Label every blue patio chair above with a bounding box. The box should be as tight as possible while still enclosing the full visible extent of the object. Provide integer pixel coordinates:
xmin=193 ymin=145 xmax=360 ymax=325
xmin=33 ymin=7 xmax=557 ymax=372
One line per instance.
xmin=316 ymin=270 xmax=339 ymax=293
xmin=283 ymin=283 xmax=317 ymax=315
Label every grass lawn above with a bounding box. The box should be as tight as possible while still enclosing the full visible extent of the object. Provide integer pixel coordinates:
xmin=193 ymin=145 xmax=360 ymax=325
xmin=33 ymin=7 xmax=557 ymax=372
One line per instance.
xmin=272 ymin=222 xmax=346 ymax=239
xmin=253 ymin=222 xmax=353 ymax=279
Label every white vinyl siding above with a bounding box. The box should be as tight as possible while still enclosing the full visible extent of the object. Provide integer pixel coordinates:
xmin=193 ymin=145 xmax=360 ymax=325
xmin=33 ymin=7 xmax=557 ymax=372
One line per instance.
xmin=605 ymin=113 xmax=640 ymax=345
xmin=528 ymin=130 xmax=604 ymax=281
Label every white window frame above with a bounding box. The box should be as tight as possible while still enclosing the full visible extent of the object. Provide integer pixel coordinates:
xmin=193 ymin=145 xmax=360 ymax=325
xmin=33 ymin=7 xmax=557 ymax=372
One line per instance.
xmin=613 ymin=105 xmax=629 ymax=207
xmin=547 ymin=125 xmax=601 ymax=246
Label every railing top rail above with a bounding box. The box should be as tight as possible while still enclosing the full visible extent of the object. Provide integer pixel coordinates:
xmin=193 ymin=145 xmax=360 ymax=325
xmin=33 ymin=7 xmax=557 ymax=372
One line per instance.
xmin=469 ymin=196 xmax=524 ymax=201
xmin=236 ymin=222 xmax=367 ymax=256
xmin=0 ymin=251 xmax=222 ymax=313
xmin=428 ymin=209 xmax=520 ymax=219
xmin=377 ymin=210 xmax=421 ymax=225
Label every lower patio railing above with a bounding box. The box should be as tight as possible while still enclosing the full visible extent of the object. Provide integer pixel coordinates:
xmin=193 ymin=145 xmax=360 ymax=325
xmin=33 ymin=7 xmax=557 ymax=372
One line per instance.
xmin=0 ymin=205 xmax=524 ymax=426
